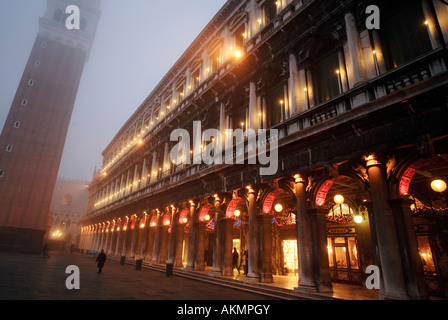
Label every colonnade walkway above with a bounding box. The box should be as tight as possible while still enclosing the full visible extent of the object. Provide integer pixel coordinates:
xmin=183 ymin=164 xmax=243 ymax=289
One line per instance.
xmin=118 ymin=257 xmax=381 ymax=300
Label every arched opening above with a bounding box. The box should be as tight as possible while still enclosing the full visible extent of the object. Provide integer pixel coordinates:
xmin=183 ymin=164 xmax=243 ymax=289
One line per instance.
xmin=398 ymin=154 xmax=448 ymax=297
xmin=262 ymin=188 xmax=297 ymax=276
xmin=315 ymin=174 xmax=373 ymax=284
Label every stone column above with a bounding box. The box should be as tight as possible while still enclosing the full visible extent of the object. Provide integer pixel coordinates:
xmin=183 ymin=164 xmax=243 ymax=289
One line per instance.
xmin=294 ymin=175 xmax=318 ymax=293
xmin=222 ymin=217 xmax=234 ymax=276
xmin=158 ymin=226 xmax=169 ymax=264
xmin=185 ymin=203 xmax=197 ymax=271
xmin=309 ymin=207 xmax=333 ymax=293
xmin=167 ymin=210 xmax=178 ymax=266
xmin=151 ymin=213 xmax=162 ymax=265
xmin=288 ymin=52 xmax=300 ymax=115
xmin=260 ymin=214 xmax=274 ymax=283
xmin=344 ymin=12 xmax=367 ymax=86
xmin=366 ymin=154 xmax=409 ymax=299
xmin=210 ymin=198 xmax=223 ymax=276
xmin=175 ymin=218 xmax=185 ymax=268
xmin=390 ymin=198 xmax=429 ymax=299
xmin=195 ymin=221 xmax=206 ymax=271
xmin=246 ymin=187 xmax=260 ymax=282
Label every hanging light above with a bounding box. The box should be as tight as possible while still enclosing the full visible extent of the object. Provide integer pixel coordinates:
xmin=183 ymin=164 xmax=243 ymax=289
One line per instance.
xmin=334 ymin=195 xmax=345 ymax=204
xmin=234 ymin=210 xmax=241 ymax=217
xmin=431 ymin=179 xmax=447 ymax=193
xmin=274 ymin=204 xmax=283 ymax=213
xmin=354 ymin=215 xmax=364 ymax=224
xmin=204 ymin=214 xmax=211 ymax=221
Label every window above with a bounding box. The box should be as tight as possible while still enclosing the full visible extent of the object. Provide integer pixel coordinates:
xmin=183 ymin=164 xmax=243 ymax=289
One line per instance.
xmin=21 ymin=99 xmax=28 ymax=107
xmin=28 ymin=79 xmax=34 ymax=86
xmin=264 ymin=1 xmax=278 ymax=24
xmin=34 ymin=60 xmax=41 ymax=67
xmin=382 ymin=2 xmax=432 ymax=68
xmin=315 ymin=51 xmax=341 ymax=103
xmin=0 ymin=169 xmax=4 ymax=178
xmin=210 ymin=49 xmax=221 ymax=74
xmin=40 ymin=41 xmax=47 ymax=48
xmin=80 ymin=18 xmax=87 ymax=31
xmin=53 ymin=8 xmax=63 ymax=22
xmin=266 ymin=83 xmax=284 ymax=127
xmin=6 ymin=145 xmax=13 ymax=153
xmin=14 ymin=121 xmax=21 ymax=129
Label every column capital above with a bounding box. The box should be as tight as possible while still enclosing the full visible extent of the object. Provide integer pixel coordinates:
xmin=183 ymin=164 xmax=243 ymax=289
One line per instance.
xmin=365 ymin=153 xmax=385 ymax=167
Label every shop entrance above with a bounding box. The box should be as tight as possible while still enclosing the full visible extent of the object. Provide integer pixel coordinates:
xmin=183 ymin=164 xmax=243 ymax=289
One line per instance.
xmin=327 ymin=234 xmax=362 ymax=284
xmin=281 ymin=240 xmax=298 ymax=275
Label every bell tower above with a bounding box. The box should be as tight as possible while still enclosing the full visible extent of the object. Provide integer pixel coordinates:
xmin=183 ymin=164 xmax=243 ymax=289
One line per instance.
xmin=0 ymin=0 xmax=101 ymax=253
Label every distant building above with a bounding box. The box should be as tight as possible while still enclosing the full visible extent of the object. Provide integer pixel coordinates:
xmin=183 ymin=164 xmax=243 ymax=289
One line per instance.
xmin=0 ymin=0 xmax=101 ymax=253
xmin=81 ymin=0 xmax=448 ymax=299
xmin=48 ymin=179 xmax=89 ymax=247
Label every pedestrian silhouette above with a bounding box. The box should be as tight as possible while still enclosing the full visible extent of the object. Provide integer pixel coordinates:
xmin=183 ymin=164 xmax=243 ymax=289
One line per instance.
xmin=42 ymin=243 xmax=50 ymax=259
xmin=96 ymin=249 xmax=107 ymax=273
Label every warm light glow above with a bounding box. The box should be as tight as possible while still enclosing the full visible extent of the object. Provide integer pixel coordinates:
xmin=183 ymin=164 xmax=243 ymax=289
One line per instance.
xmin=182 ymin=217 xmax=188 ymax=224
xmin=334 ymin=194 xmax=345 ymax=204
xmin=151 ymin=222 xmax=157 ymax=227
xmin=274 ymin=204 xmax=283 ymax=213
xmin=234 ymin=210 xmax=241 ymax=217
xmin=354 ymin=215 xmax=363 ymax=224
xmin=204 ymin=214 xmax=211 ymax=221
xmin=424 ymin=20 xmax=429 ymax=25
xmin=235 ymin=50 xmax=242 ymax=58
xmin=431 ymin=179 xmax=447 ymax=193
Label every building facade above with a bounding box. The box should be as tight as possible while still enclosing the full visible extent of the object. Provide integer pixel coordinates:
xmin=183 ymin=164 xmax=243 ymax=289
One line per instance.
xmin=0 ymin=0 xmax=101 ymax=253
xmin=81 ymin=0 xmax=448 ymax=299
xmin=48 ymin=178 xmax=89 ymax=247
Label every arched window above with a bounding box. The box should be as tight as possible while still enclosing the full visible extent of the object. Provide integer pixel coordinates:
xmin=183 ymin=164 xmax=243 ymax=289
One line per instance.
xmin=80 ymin=18 xmax=87 ymax=31
xmin=314 ymin=50 xmax=340 ymax=103
xmin=381 ymin=2 xmax=432 ymax=69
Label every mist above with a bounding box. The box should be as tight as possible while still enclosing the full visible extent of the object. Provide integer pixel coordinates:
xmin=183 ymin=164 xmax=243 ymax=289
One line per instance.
xmin=0 ymin=0 xmax=227 ymax=182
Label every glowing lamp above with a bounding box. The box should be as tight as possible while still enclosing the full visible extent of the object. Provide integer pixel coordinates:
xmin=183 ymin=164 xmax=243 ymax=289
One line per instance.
xmin=334 ymin=195 xmax=345 ymax=205
xmin=204 ymin=214 xmax=211 ymax=221
xmin=354 ymin=215 xmax=364 ymax=224
xmin=431 ymin=179 xmax=447 ymax=193
xmin=234 ymin=210 xmax=241 ymax=217
xmin=182 ymin=217 xmax=188 ymax=224
xmin=274 ymin=204 xmax=283 ymax=213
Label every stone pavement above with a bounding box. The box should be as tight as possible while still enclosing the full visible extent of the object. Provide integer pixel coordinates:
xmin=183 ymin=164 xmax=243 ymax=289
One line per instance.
xmin=0 ymin=250 xmax=270 ymax=300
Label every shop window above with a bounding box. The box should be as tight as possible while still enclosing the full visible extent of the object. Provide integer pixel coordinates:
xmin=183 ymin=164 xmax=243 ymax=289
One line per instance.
xmin=282 ymin=240 xmax=298 ymax=274
xmin=382 ymin=2 xmax=432 ymax=69
xmin=417 ymin=236 xmax=437 ymax=275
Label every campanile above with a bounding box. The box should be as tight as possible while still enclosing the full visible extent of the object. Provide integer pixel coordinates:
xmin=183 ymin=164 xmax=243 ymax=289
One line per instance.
xmin=0 ymin=0 xmax=101 ymax=253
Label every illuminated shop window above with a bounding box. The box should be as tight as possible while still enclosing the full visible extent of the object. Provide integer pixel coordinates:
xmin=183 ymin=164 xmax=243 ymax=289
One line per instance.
xmin=417 ymin=236 xmax=437 ymax=276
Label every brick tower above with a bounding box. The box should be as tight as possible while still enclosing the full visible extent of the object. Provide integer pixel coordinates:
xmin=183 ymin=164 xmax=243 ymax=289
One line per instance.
xmin=0 ymin=0 xmax=101 ymax=253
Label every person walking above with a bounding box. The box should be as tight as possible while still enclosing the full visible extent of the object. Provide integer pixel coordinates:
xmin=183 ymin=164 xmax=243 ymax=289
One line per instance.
xmin=96 ymin=249 xmax=107 ymax=274
xmin=232 ymin=247 xmax=240 ymax=275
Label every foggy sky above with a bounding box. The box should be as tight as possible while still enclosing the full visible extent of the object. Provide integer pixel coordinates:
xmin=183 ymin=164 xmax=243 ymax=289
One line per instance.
xmin=0 ymin=0 xmax=227 ymax=182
